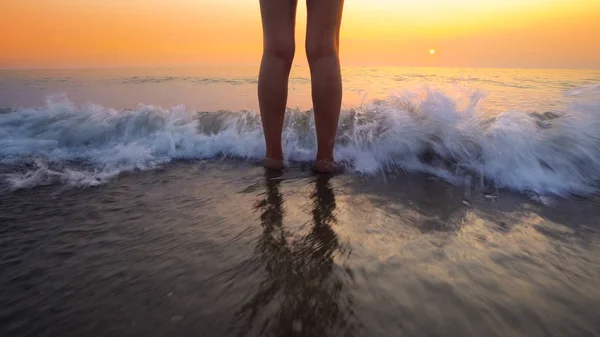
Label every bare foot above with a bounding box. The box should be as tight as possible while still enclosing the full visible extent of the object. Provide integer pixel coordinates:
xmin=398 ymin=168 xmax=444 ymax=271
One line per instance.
xmin=263 ymin=157 xmax=284 ymax=170
xmin=314 ymin=160 xmax=343 ymax=174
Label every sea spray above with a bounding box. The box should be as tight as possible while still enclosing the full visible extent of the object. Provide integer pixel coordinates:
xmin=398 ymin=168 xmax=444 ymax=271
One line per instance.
xmin=1 ymin=85 xmax=600 ymax=196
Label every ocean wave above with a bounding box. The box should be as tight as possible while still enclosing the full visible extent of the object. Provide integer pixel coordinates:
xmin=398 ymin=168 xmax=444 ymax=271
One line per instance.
xmin=1 ymin=85 xmax=600 ymax=197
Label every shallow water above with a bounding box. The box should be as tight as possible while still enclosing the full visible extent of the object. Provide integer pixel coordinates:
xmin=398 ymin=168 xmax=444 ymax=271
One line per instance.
xmin=1 ymin=162 xmax=599 ymax=337
xmin=1 ymin=66 xmax=600 ymax=336
xmin=2 ymin=67 xmax=600 ymax=195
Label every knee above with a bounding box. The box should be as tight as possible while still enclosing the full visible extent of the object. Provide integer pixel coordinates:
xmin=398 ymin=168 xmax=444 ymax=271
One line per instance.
xmin=306 ymin=38 xmax=338 ymax=64
xmin=263 ymin=39 xmax=295 ymax=66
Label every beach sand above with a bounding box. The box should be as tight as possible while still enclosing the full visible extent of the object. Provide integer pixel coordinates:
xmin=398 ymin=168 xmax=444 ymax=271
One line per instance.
xmin=1 ymin=160 xmax=599 ymax=337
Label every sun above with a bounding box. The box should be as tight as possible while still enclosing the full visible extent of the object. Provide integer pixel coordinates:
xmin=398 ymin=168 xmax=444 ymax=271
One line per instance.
xmin=429 ymin=49 xmax=436 ymax=55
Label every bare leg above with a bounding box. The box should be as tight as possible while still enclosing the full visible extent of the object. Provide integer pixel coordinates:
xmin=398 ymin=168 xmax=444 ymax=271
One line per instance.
xmin=306 ymin=0 xmax=344 ymax=172
xmin=258 ymin=0 xmax=298 ymax=169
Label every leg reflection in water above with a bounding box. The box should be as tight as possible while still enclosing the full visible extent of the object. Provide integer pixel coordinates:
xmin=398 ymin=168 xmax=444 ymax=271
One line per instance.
xmin=237 ymin=171 xmax=354 ymax=337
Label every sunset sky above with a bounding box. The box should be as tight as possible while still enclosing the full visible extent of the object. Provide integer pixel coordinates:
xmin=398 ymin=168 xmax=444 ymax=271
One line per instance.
xmin=1 ymin=0 xmax=599 ymax=69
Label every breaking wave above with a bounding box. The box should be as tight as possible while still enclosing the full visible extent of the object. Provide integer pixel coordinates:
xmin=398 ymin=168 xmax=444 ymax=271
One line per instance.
xmin=1 ymin=84 xmax=600 ymax=197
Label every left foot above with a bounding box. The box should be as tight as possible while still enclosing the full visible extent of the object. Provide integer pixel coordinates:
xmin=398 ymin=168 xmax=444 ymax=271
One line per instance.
xmin=263 ymin=157 xmax=284 ymax=170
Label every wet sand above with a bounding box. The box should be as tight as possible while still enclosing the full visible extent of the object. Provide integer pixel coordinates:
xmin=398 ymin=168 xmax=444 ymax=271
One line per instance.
xmin=1 ymin=161 xmax=600 ymax=337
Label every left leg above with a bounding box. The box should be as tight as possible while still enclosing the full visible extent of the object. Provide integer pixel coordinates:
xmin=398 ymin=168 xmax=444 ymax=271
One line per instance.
xmin=258 ymin=0 xmax=299 ymax=168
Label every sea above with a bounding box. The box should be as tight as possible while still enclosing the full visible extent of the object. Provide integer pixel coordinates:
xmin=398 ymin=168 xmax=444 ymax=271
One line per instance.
xmin=1 ymin=66 xmax=600 ymax=337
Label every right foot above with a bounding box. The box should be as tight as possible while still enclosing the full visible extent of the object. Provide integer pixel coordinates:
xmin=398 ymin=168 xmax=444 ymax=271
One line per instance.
xmin=314 ymin=159 xmax=343 ymax=174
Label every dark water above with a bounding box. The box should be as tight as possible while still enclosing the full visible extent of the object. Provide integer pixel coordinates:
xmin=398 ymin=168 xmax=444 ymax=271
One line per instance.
xmin=1 ymin=161 xmax=600 ymax=337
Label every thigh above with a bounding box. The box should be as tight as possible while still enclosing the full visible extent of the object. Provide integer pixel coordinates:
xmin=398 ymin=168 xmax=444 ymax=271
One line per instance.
xmin=305 ymin=0 xmax=344 ymax=48
xmin=259 ymin=0 xmax=298 ymax=49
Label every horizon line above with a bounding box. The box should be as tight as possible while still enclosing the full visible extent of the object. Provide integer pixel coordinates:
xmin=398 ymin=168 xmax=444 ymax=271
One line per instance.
xmin=1 ymin=64 xmax=599 ymax=71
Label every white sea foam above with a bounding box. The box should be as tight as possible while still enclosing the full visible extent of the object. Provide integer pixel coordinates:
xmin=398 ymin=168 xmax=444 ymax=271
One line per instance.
xmin=1 ymin=86 xmax=600 ymax=196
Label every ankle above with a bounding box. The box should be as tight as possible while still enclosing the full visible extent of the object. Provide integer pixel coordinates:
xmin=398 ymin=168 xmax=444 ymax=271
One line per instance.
xmin=316 ymin=153 xmax=334 ymax=163
xmin=265 ymin=149 xmax=283 ymax=162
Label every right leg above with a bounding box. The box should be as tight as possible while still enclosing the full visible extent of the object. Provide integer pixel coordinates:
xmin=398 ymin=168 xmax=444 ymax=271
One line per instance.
xmin=258 ymin=0 xmax=298 ymax=168
xmin=305 ymin=0 xmax=344 ymax=172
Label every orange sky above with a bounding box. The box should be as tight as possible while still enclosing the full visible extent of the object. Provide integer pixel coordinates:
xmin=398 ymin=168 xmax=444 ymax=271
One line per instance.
xmin=1 ymin=0 xmax=599 ymax=69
